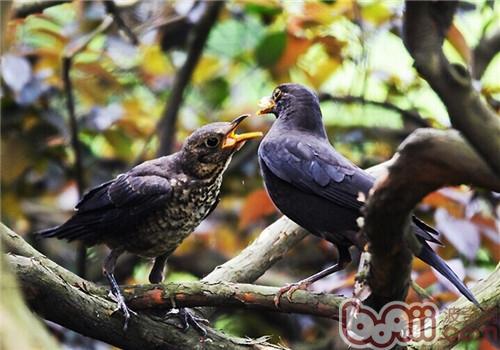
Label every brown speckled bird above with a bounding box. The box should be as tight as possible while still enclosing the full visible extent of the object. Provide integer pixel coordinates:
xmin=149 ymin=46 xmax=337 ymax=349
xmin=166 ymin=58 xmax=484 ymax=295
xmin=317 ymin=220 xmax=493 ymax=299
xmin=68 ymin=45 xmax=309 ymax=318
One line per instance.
xmin=39 ymin=115 xmax=262 ymax=331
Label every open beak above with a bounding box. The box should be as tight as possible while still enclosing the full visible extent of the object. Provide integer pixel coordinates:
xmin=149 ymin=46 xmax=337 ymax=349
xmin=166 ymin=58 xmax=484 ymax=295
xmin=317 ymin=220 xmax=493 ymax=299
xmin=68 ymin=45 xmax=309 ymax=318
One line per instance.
xmin=222 ymin=114 xmax=263 ymax=149
xmin=257 ymin=96 xmax=276 ymax=115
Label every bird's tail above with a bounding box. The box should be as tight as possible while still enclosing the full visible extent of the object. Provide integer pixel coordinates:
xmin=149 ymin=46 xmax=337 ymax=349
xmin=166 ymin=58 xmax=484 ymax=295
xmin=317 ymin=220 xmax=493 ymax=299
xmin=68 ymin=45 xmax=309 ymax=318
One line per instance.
xmin=417 ymin=242 xmax=480 ymax=307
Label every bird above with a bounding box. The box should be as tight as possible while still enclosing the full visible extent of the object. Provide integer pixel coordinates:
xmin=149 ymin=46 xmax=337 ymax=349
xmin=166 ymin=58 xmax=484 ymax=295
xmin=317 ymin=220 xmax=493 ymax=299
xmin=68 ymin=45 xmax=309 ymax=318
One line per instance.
xmin=39 ymin=114 xmax=262 ymax=331
xmin=256 ymin=83 xmax=479 ymax=307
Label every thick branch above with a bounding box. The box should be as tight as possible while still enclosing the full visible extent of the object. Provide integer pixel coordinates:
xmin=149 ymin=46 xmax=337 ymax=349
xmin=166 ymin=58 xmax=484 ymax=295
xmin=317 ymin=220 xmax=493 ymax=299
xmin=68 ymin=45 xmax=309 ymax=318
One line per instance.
xmin=364 ymin=128 xmax=500 ymax=310
xmin=409 ymin=264 xmax=500 ymax=349
xmin=156 ymin=2 xmax=222 ymax=156
xmin=318 ymin=93 xmax=431 ymax=128
xmin=1 ymin=225 xmax=282 ymax=350
xmin=7 ymin=252 xmax=344 ymax=319
xmin=403 ymin=1 xmax=500 ymax=176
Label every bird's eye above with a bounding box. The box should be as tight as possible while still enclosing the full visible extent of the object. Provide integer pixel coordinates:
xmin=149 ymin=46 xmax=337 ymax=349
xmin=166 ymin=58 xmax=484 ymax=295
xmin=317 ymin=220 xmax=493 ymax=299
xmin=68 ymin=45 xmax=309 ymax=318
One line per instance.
xmin=272 ymin=88 xmax=282 ymax=101
xmin=205 ymin=137 xmax=220 ymax=148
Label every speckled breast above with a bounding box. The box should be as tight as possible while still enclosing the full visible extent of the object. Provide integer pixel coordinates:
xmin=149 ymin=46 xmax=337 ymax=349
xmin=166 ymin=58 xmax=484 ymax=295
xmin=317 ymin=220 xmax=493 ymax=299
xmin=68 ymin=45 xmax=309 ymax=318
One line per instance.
xmin=124 ymin=175 xmax=223 ymax=257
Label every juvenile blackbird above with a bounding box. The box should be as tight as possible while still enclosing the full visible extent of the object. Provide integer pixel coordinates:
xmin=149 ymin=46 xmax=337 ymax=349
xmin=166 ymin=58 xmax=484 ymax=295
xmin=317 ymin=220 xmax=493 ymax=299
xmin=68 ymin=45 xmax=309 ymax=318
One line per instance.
xmin=257 ymin=83 xmax=478 ymax=306
xmin=39 ymin=115 xmax=262 ymax=330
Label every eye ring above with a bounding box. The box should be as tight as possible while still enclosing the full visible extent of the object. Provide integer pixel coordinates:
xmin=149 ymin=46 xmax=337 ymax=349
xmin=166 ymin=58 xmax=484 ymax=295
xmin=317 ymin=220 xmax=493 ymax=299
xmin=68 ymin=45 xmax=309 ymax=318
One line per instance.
xmin=272 ymin=88 xmax=282 ymax=101
xmin=205 ymin=136 xmax=220 ymax=148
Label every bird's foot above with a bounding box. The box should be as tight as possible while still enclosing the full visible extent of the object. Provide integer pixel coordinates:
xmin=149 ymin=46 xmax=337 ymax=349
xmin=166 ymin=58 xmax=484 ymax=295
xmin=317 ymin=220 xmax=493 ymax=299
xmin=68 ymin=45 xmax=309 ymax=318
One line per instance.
xmin=108 ymin=290 xmax=137 ymax=331
xmin=274 ymin=281 xmax=312 ymax=308
xmin=165 ymin=307 xmax=209 ymax=336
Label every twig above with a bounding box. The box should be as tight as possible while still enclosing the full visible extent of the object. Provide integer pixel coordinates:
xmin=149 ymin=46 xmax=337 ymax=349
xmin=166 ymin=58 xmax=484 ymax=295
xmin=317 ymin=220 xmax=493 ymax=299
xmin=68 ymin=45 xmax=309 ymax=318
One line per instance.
xmin=12 ymin=0 xmax=69 ymax=19
xmin=403 ymin=1 xmax=500 ymax=176
xmin=363 ymin=128 xmax=500 ymax=310
xmin=103 ymin=0 xmax=138 ymax=45
xmin=156 ymin=2 xmax=223 ymax=156
xmin=61 ymin=16 xmax=113 ymax=278
xmin=318 ymin=93 xmax=431 ymax=128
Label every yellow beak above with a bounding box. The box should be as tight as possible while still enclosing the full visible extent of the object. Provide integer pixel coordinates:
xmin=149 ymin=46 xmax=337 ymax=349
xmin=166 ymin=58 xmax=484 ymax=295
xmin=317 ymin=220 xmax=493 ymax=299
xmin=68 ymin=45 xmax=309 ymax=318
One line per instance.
xmin=257 ymin=96 xmax=276 ymax=115
xmin=222 ymin=114 xmax=263 ymax=149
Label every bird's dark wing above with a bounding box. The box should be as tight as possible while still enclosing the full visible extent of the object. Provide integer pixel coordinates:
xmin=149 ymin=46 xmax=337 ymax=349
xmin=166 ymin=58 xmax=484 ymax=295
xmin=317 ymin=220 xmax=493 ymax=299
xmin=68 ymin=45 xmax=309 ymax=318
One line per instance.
xmin=41 ymin=173 xmax=172 ymax=242
xmin=259 ymin=136 xmax=372 ymax=211
xmin=259 ymin=136 xmax=442 ymax=244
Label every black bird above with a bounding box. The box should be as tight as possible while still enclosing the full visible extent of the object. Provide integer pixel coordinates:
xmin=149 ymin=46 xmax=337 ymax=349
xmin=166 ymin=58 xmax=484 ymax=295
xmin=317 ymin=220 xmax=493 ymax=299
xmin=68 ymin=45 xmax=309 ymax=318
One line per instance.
xmin=257 ymin=83 xmax=478 ymax=306
xmin=39 ymin=115 xmax=262 ymax=331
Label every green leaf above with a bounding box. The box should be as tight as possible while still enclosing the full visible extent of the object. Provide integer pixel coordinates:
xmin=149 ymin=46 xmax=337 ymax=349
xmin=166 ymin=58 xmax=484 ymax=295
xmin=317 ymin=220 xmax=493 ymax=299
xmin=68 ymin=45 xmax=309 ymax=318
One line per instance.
xmin=254 ymin=31 xmax=287 ymax=67
xmin=199 ymin=77 xmax=230 ymax=108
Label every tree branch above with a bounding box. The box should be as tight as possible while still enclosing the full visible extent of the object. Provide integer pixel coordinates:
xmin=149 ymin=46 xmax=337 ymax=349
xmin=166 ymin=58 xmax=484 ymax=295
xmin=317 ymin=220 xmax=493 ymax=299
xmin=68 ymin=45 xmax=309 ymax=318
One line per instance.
xmin=403 ymin=1 xmax=500 ymax=176
xmin=202 ymin=216 xmax=309 ymax=284
xmin=7 ymin=253 xmax=345 ymax=319
xmin=409 ymin=264 xmax=500 ymax=349
xmin=1 ymin=224 xmax=283 ymax=350
xmin=363 ymin=128 xmax=500 ymax=310
xmin=11 ymin=0 xmax=69 ymax=19
xmin=103 ymin=0 xmax=138 ymax=45
xmin=318 ymin=93 xmax=431 ymax=129
xmin=156 ymin=2 xmax=223 ymax=156
xmin=472 ymin=29 xmax=500 ymax=80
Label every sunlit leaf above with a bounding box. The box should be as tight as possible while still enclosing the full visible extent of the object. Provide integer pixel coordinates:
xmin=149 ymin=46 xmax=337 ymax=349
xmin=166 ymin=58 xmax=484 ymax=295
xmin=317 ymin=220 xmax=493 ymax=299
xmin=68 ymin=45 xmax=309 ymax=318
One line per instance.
xmin=272 ymin=32 xmax=311 ymax=77
xmin=192 ymin=56 xmax=221 ymax=84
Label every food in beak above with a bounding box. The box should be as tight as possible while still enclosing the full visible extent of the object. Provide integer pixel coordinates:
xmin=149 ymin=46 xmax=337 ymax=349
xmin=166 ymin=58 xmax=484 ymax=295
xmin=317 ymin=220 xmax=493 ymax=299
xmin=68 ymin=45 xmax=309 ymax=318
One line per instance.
xmin=257 ymin=96 xmax=276 ymax=115
xmin=222 ymin=114 xmax=263 ymax=149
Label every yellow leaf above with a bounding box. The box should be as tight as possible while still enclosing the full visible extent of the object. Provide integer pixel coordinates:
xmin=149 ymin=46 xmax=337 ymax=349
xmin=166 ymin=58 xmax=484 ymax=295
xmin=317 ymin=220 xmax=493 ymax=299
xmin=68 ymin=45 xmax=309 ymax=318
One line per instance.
xmin=303 ymin=58 xmax=340 ymax=89
xmin=192 ymin=56 xmax=221 ymax=84
xmin=140 ymin=45 xmax=171 ymax=76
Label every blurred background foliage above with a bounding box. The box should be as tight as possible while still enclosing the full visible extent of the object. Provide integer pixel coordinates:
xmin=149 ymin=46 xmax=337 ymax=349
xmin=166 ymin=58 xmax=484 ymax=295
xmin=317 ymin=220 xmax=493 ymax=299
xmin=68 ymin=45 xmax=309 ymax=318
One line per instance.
xmin=1 ymin=0 xmax=499 ymax=349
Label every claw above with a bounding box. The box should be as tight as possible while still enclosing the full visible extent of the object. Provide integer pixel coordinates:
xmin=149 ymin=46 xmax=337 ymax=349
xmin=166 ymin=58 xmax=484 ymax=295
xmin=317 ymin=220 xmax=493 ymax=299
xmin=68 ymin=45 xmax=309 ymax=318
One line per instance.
xmin=273 ymin=281 xmax=312 ymax=308
xmin=108 ymin=290 xmax=137 ymax=331
xmin=165 ymin=308 xmax=208 ymax=337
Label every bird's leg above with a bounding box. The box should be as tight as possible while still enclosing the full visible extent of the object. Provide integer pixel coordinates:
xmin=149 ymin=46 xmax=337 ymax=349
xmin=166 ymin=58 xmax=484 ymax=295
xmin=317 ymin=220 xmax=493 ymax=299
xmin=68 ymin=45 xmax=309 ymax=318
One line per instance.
xmin=165 ymin=308 xmax=209 ymax=336
xmin=274 ymin=248 xmax=351 ymax=308
xmin=149 ymin=253 xmax=168 ymax=283
xmin=103 ymin=248 xmax=136 ymax=330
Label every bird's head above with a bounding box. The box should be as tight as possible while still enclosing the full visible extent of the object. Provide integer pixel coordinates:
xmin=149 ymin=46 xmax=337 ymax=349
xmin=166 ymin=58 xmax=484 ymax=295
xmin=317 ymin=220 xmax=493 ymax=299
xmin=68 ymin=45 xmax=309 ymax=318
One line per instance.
xmin=257 ymin=83 xmax=326 ymax=136
xmin=181 ymin=114 xmax=262 ymax=178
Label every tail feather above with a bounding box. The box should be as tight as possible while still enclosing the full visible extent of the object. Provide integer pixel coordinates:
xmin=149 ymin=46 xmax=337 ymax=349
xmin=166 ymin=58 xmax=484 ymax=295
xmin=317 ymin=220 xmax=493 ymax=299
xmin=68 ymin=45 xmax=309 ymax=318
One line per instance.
xmin=417 ymin=242 xmax=480 ymax=307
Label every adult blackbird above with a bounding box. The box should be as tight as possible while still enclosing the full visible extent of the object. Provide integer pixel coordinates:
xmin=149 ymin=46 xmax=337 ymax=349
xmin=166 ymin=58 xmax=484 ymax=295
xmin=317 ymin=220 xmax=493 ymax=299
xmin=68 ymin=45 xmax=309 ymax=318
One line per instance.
xmin=257 ymin=83 xmax=478 ymax=306
xmin=39 ymin=115 xmax=262 ymax=331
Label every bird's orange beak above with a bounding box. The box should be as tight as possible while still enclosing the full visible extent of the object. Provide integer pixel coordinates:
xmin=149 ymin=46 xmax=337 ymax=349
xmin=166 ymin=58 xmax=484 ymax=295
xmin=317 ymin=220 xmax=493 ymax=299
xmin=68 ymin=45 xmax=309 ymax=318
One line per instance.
xmin=257 ymin=96 xmax=276 ymax=115
xmin=222 ymin=114 xmax=263 ymax=149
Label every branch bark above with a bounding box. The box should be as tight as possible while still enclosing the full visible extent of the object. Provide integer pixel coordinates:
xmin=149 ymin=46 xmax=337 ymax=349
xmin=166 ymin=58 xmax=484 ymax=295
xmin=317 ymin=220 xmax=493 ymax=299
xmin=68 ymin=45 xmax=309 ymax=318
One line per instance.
xmin=363 ymin=128 xmax=500 ymax=311
xmin=156 ymin=2 xmax=223 ymax=156
xmin=403 ymin=1 xmax=500 ymax=176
